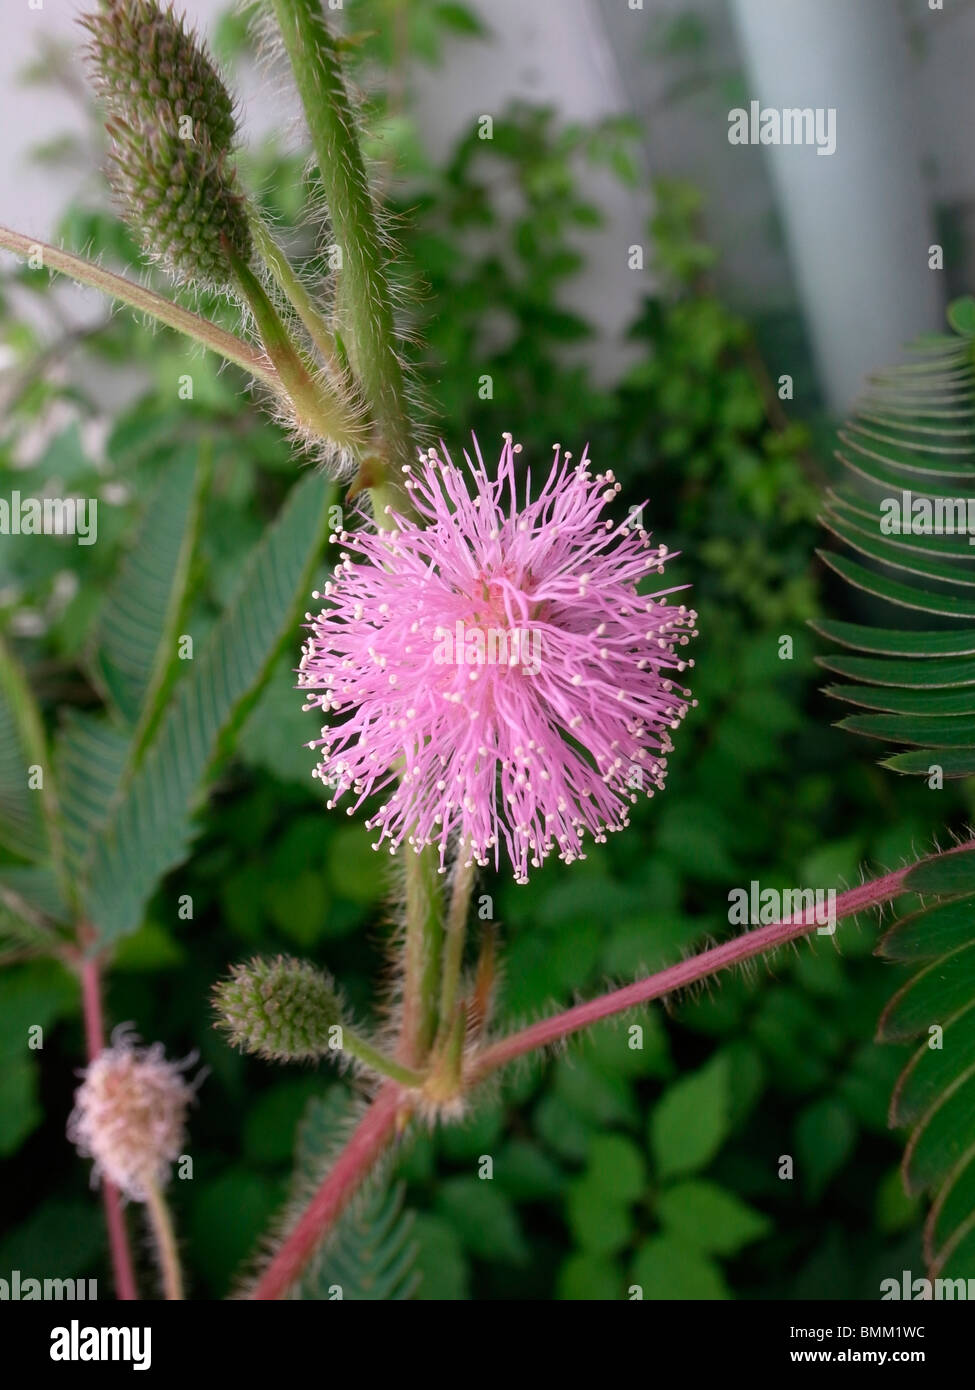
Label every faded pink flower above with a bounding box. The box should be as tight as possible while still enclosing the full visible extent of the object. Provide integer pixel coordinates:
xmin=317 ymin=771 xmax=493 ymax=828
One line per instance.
xmin=68 ymin=1027 xmax=196 ymax=1201
xmin=300 ymin=435 xmax=697 ymax=883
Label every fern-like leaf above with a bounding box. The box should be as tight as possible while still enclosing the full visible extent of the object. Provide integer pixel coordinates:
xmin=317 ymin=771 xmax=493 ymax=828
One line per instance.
xmin=875 ymin=845 xmax=975 ymax=1279
xmin=83 ymin=470 xmax=334 ymax=947
xmin=815 ymin=300 xmax=975 ymax=776
xmin=90 ymin=445 xmax=209 ymax=735
xmin=55 ymin=711 xmax=132 ymax=880
xmin=0 ymin=635 xmax=54 ymax=862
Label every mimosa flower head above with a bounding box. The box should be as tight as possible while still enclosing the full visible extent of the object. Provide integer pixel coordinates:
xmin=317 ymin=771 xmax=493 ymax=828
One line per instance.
xmin=300 ymin=435 xmax=698 ymax=883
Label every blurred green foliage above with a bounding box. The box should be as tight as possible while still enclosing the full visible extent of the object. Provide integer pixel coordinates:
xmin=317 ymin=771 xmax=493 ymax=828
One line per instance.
xmin=0 ymin=0 xmax=971 ymax=1300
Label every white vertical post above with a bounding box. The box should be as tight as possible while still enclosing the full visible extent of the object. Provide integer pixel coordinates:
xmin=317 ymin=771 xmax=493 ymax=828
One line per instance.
xmin=730 ymin=0 xmax=943 ymax=413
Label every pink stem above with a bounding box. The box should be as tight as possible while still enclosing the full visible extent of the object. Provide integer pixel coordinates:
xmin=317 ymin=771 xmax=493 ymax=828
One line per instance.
xmin=471 ymin=846 xmax=974 ymax=1079
xmin=79 ymin=951 xmax=139 ymax=1302
xmin=247 ymin=839 xmax=975 ymax=1299
xmin=251 ymin=1084 xmax=404 ymax=1301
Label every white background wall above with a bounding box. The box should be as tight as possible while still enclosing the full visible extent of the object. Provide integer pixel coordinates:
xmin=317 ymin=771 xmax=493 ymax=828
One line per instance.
xmin=0 ymin=0 xmax=648 ymax=384
xmin=3 ymin=1 xmax=975 ymax=407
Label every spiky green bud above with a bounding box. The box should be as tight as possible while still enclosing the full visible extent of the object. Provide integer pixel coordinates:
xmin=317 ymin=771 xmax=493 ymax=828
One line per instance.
xmin=83 ymin=1 xmax=250 ymax=287
xmin=106 ymin=116 xmax=252 ymax=286
xmin=214 ymin=956 xmax=345 ymax=1063
xmin=82 ymin=0 xmax=238 ymax=153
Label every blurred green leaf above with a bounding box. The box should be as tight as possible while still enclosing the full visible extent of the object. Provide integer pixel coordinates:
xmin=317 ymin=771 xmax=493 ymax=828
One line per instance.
xmin=565 ymin=1177 xmax=632 ymax=1256
xmin=0 ymin=1199 xmax=104 ymax=1276
xmin=631 ymin=1235 xmax=729 ymax=1300
xmin=656 ymin=1181 xmax=770 ymax=1255
xmin=557 ymin=1252 xmax=621 ymax=1300
xmin=189 ymin=1168 xmax=280 ymax=1294
xmin=91 ymin=446 xmax=208 ymax=729
xmin=435 ymin=1178 xmax=529 ymax=1264
xmin=650 ymin=1055 xmax=732 ymax=1179
xmin=0 ymin=636 xmax=52 ymax=862
xmin=794 ymin=1099 xmax=857 ymax=1198
xmin=585 ymin=1134 xmax=647 ymax=1203
xmin=0 ymin=1057 xmax=40 ymax=1156
xmin=410 ymin=1214 xmax=469 ymax=1300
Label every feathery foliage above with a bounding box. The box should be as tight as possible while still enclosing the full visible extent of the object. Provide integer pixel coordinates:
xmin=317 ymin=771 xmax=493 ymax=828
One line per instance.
xmin=816 ymin=301 xmax=975 ymax=779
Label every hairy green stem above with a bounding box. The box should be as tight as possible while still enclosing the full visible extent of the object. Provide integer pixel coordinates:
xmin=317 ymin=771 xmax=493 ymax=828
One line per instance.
xmin=268 ymin=0 xmax=437 ymax=1072
xmin=437 ymin=855 xmax=476 ymax=1043
xmin=342 ymin=1028 xmax=426 ymax=1088
xmin=267 ymin=0 xmax=413 ymax=487
xmin=400 ymin=848 xmax=443 ymax=1067
xmin=249 ymin=214 xmax=341 ymax=372
xmin=228 ymin=247 xmax=362 ymax=451
xmin=365 ymin=477 xmax=409 ymax=531
xmin=0 ymin=225 xmax=280 ymax=391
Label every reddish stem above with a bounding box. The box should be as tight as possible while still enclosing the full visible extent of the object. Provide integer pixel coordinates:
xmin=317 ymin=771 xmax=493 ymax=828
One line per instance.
xmin=251 ymin=1083 xmax=404 ymax=1301
xmin=470 ymin=851 xmax=964 ymax=1079
xmin=247 ymin=840 xmax=975 ymax=1299
xmin=79 ymin=951 xmax=139 ymax=1302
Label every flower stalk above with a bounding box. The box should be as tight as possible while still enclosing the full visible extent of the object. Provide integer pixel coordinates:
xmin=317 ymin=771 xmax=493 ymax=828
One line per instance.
xmin=400 ymin=847 xmax=444 ymax=1068
xmin=248 ymin=214 xmax=342 ymax=373
xmin=227 ymin=244 xmax=363 ymax=452
xmin=267 ymin=0 xmax=414 ymax=488
xmin=0 ymin=225 xmax=279 ymax=390
xmin=341 ymin=1033 xmax=427 ymax=1089
xmin=437 ymin=855 xmax=477 ymax=1045
xmin=262 ymin=3 xmax=439 ymax=1082
xmin=143 ymin=1177 xmax=184 ymax=1301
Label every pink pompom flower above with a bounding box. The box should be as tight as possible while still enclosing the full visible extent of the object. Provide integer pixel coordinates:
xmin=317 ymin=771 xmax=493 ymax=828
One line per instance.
xmin=67 ymin=1027 xmax=197 ymax=1201
xmin=300 ymin=435 xmax=697 ymax=883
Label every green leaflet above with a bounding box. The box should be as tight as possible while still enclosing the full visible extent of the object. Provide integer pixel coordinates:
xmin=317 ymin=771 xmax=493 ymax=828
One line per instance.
xmin=83 ymin=469 xmax=334 ymax=947
xmin=877 ymin=940 xmax=975 ymax=1041
xmin=0 ymin=447 xmax=209 ymax=935
xmin=883 ymin=749 xmax=975 ymax=777
xmin=300 ymin=1182 xmax=420 ymax=1301
xmin=817 ymin=652 xmax=975 ymax=687
xmin=90 ymin=445 xmax=209 ymax=736
xmin=836 ymin=713 xmax=975 ymax=747
xmin=878 ymin=893 xmax=975 ymax=960
xmin=0 ymin=904 xmax=57 ymax=965
xmin=817 ymin=552 xmax=975 ymax=619
xmin=824 ymin=684 xmax=975 ymax=715
xmin=904 ymin=847 xmax=975 ymax=895
xmin=822 ymin=511 xmax=975 ymax=587
xmin=0 ymin=636 xmax=54 ymax=863
xmin=55 ymin=448 xmax=206 ymax=885
xmin=810 ymin=618 xmax=975 ymax=657
xmin=0 ymin=866 xmax=69 ymax=926
xmin=55 ymin=712 xmax=132 ymax=879
xmin=890 ymin=1004 xmax=975 ymax=1126
xmin=925 ymin=1153 xmax=975 ymax=1273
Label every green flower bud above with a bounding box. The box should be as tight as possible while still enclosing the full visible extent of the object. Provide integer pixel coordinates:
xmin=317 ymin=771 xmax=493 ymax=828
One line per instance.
xmin=82 ymin=0 xmax=238 ymax=153
xmin=214 ymin=956 xmax=345 ymax=1062
xmin=83 ymin=1 xmax=250 ymax=287
xmin=106 ymin=115 xmax=252 ymax=287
